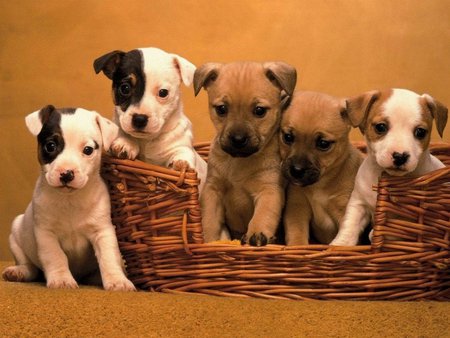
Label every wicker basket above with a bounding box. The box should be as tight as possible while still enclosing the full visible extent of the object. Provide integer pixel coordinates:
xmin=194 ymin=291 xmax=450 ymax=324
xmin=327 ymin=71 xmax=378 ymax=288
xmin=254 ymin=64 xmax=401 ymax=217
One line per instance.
xmin=101 ymin=142 xmax=450 ymax=301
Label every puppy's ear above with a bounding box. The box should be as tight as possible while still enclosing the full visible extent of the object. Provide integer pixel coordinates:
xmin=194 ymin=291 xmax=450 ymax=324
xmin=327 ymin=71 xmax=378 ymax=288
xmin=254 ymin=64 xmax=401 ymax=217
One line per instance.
xmin=93 ymin=50 xmax=125 ymax=79
xmin=25 ymin=105 xmax=56 ymax=136
xmin=421 ymin=94 xmax=448 ymax=138
xmin=263 ymin=62 xmax=297 ymax=96
xmin=172 ymin=54 xmax=196 ymax=87
xmin=95 ymin=113 xmax=119 ymax=151
xmin=193 ymin=63 xmax=222 ymax=96
xmin=343 ymin=90 xmax=380 ymax=133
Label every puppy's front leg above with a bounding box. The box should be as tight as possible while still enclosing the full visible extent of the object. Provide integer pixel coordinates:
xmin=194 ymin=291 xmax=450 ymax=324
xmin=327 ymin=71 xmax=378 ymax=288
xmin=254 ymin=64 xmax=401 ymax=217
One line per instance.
xmin=243 ymin=185 xmax=284 ymax=246
xmin=200 ymin=181 xmax=229 ymax=242
xmin=284 ymin=186 xmax=311 ymax=245
xmin=330 ymin=193 xmax=371 ymax=246
xmin=35 ymin=227 xmax=78 ymax=289
xmin=89 ymin=226 xmax=135 ymax=291
xmin=110 ymin=130 xmax=140 ymax=160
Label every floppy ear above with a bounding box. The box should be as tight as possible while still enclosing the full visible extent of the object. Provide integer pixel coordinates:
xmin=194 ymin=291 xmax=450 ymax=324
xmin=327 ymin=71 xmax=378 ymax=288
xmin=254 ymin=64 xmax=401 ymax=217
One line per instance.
xmin=95 ymin=113 xmax=119 ymax=151
xmin=25 ymin=105 xmax=56 ymax=136
xmin=263 ymin=62 xmax=297 ymax=96
xmin=421 ymin=94 xmax=448 ymax=138
xmin=193 ymin=63 xmax=223 ymax=96
xmin=343 ymin=90 xmax=380 ymax=133
xmin=93 ymin=50 xmax=125 ymax=79
xmin=172 ymin=54 xmax=196 ymax=87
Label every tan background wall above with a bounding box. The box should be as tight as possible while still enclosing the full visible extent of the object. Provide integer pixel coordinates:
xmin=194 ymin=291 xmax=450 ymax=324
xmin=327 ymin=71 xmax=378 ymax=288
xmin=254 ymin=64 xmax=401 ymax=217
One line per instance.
xmin=1 ymin=0 xmax=449 ymax=260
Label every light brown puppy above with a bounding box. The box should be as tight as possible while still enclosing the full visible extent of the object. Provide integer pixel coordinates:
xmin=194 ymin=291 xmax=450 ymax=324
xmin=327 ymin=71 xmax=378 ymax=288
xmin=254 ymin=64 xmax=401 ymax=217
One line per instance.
xmin=194 ymin=61 xmax=296 ymax=246
xmin=280 ymin=91 xmax=363 ymax=245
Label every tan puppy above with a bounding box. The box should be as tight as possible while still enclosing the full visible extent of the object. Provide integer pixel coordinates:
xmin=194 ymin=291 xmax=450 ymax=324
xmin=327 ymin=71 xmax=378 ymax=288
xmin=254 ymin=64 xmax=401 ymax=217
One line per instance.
xmin=194 ymin=61 xmax=296 ymax=246
xmin=280 ymin=91 xmax=363 ymax=245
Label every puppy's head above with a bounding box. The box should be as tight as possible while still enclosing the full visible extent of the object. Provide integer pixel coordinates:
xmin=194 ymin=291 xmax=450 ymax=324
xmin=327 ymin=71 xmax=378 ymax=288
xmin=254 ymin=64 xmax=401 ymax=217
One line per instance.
xmin=345 ymin=88 xmax=448 ymax=176
xmin=26 ymin=105 xmax=118 ymax=192
xmin=94 ymin=47 xmax=196 ymax=139
xmin=194 ymin=61 xmax=296 ymax=157
xmin=279 ymin=91 xmax=351 ymax=186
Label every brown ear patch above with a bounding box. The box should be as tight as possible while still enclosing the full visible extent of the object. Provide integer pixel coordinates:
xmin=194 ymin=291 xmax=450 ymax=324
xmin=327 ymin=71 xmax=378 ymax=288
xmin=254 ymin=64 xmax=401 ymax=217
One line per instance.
xmin=420 ymin=94 xmax=448 ymax=138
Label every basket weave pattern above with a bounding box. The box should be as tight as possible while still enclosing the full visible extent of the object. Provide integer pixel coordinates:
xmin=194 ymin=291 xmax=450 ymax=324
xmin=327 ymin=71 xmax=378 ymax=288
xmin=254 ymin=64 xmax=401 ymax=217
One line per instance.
xmin=102 ymin=142 xmax=450 ymax=300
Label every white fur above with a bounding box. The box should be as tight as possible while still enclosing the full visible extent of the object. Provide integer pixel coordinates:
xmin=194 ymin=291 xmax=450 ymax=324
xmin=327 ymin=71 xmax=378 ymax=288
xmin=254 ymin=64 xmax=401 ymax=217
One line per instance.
xmin=331 ymin=89 xmax=446 ymax=246
xmin=110 ymin=47 xmax=207 ymax=193
xmin=2 ymin=108 xmax=135 ymax=291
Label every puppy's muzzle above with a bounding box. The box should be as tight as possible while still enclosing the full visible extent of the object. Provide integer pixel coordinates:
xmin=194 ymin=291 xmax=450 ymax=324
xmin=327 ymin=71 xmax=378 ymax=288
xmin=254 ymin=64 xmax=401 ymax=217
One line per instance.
xmin=283 ymin=158 xmax=320 ymax=187
xmin=392 ymin=152 xmax=410 ymax=167
xmin=132 ymin=114 xmax=148 ymax=130
xmin=221 ymin=129 xmax=259 ymax=157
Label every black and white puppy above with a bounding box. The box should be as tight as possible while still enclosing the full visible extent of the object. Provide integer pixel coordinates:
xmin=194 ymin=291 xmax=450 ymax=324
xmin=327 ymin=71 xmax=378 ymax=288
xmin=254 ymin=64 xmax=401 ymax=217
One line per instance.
xmin=94 ymin=47 xmax=207 ymax=192
xmin=2 ymin=105 xmax=135 ymax=291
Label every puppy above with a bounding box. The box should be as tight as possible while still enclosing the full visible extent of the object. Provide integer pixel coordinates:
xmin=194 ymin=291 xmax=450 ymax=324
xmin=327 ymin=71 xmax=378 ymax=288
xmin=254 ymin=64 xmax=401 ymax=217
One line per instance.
xmin=94 ymin=47 xmax=207 ymax=192
xmin=194 ymin=61 xmax=297 ymax=246
xmin=2 ymin=105 xmax=135 ymax=291
xmin=280 ymin=91 xmax=363 ymax=245
xmin=330 ymin=88 xmax=448 ymax=246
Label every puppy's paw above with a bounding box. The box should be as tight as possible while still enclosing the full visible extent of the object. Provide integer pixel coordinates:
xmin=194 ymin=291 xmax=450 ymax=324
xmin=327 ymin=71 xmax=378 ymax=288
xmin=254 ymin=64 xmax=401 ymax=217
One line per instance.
xmin=2 ymin=264 xmax=37 ymax=282
xmin=169 ymin=159 xmax=190 ymax=171
xmin=2 ymin=266 xmax=26 ymax=282
xmin=46 ymin=275 xmax=78 ymax=289
xmin=103 ymin=276 xmax=136 ymax=292
xmin=241 ymin=232 xmax=275 ymax=247
xmin=110 ymin=136 xmax=139 ymax=160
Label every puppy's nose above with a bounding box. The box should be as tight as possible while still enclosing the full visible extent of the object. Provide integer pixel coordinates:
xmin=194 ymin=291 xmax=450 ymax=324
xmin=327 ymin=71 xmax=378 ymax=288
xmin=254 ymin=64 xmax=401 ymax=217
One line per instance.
xmin=132 ymin=114 xmax=148 ymax=130
xmin=60 ymin=170 xmax=75 ymax=184
xmin=229 ymin=134 xmax=249 ymax=149
xmin=289 ymin=165 xmax=306 ymax=179
xmin=392 ymin=152 xmax=410 ymax=167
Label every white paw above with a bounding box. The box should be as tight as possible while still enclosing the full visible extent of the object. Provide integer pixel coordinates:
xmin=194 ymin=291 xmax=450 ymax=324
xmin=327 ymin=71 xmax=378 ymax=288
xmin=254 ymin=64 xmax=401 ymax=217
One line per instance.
xmin=103 ymin=276 xmax=136 ymax=292
xmin=110 ymin=136 xmax=139 ymax=160
xmin=330 ymin=237 xmax=356 ymax=246
xmin=47 ymin=275 xmax=79 ymax=289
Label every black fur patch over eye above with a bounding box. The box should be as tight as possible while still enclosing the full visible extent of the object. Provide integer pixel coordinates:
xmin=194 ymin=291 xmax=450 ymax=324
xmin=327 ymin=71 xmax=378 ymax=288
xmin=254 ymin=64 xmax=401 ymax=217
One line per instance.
xmin=112 ymin=50 xmax=145 ymax=112
xmin=37 ymin=111 xmax=65 ymax=164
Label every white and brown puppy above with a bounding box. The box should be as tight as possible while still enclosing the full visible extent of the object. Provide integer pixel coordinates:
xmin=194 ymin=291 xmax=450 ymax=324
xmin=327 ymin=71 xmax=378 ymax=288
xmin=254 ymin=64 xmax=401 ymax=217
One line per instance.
xmin=331 ymin=88 xmax=448 ymax=246
xmin=2 ymin=105 xmax=135 ymax=291
xmin=280 ymin=91 xmax=363 ymax=245
xmin=94 ymin=47 xmax=207 ymax=192
xmin=194 ymin=61 xmax=296 ymax=246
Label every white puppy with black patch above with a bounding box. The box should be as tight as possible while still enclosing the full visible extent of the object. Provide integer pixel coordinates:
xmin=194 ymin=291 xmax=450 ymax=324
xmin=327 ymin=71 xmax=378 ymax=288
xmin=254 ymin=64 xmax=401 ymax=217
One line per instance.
xmin=94 ymin=47 xmax=207 ymax=193
xmin=2 ymin=105 xmax=135 ymax=291
xmin=331 ymin=88 xmax=448 ymax=246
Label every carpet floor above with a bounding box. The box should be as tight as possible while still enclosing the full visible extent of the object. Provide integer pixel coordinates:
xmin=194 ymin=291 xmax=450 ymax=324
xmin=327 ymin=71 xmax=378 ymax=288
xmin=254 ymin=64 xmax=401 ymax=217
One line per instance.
xmin=0 ymin=261 xmax=449 ymax=337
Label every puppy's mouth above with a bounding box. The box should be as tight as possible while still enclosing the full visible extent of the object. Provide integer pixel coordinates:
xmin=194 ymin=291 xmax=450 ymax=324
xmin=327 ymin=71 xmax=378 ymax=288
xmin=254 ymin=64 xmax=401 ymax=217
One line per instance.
xmin=221 ymin=144 xmax=260 ymax=158
xmin=384 ymin=167 xmax=410 ymax=177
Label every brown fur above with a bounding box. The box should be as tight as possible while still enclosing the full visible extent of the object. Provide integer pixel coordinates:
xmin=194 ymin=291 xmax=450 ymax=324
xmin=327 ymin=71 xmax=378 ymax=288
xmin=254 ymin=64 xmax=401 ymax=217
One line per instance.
xmin=194 ymin=61 xmax=296 ymax=246
xmin=280 ymin=91 xmax=363 ymax=244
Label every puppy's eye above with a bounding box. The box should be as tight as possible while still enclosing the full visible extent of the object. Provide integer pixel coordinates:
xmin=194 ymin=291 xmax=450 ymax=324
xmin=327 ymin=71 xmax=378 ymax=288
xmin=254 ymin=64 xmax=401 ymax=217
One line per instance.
xmin=253 ymin=106 xmax=267 ymax=118
xmin=316 ymin=138 xmax=333 ymax=151
xmin=44 ymin=141 xmax=57 ymax=154
xmin=158 ymin=89 xmax=169 ymax=98
xmin=119 ymin=83 xmax=131 ymax=97
xmin=282 ymin=131 xmax=295 ymax=145
xmin=374 ymin=123 xmax=388 ymax=135
xmin=214 ymin=105 xmax=228 ymax=116
xmin=414 ymin=127 xmax=428 ymax=140
xmin=83 ymin=146 xmax=94 ymax=156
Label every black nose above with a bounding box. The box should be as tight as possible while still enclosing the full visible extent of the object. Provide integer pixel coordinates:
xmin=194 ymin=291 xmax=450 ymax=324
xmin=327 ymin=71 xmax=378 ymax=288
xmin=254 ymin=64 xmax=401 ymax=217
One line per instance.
xmin=289 ymin=165 xmax=306 ymax=179
xmin=229 ymin=133 xmax=249 ymax=149
xmin=60 ymin=170 xmax=74 ymax=184
xmin=132 ymin=114 xmax=148 ymax=130
xmin=392 ymin=152 xmax=410 ymax=167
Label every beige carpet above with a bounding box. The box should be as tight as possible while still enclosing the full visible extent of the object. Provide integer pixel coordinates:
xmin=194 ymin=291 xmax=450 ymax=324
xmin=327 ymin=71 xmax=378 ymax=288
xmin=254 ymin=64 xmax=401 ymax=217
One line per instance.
xmin=0 ymin=261 xmax=449 ymax=337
